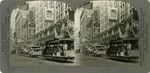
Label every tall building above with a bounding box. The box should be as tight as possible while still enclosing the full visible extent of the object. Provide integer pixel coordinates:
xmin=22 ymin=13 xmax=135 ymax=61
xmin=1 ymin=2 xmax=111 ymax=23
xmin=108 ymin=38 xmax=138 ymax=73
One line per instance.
xmin=92 ymin=6 xmax=102 ymax=42
xmin=13 ymin=1 xmax=74 ymax=52
xmin=54 ymin=1 xmax=74 ymax=38
xmin=79 ymin=1 xmax=139 ymax=50
xmin=79 ymin=2 xmax=103 ymax=50
xmin=22 ymin=7 xmax=35 ymax=40
xmin=14 ymin=3 xmax=30 ymax=53
xmin=99 ymin=1 xmax=139 ymax=49
xmin=79 ymin=2 xmax=93 ymax=50
xmin=80 ymin=9 xmax=93 ymax=41
xmin=15 ymin=3 xmax=29 ymax=43
xmin=35 ymin=1 xmax=55 ymax=40
xmin=74 ymin=2 xmax=93 ymax=50
xmin=118 ymin=1 xmax=138 ymax=38
xmin=34 ymin=1 xmax=74 ymax=44
xmin=15 ymin=5 xmax=36 ymax=46
xmin=99 ymin=1 xmax=119 ymax=46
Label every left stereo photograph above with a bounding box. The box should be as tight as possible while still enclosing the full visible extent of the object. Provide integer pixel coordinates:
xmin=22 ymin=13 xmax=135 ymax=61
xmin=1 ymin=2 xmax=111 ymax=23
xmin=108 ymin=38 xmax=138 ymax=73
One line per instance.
xmin=10 ymin=1 xmax=75 ymax=66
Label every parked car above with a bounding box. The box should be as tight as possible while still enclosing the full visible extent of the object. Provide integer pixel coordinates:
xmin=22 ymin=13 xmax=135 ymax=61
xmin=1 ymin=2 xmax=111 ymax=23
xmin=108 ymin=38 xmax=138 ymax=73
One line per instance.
xmin=93 ymin=45 xmax=106 ymax=57
xmin=29 ymin=46 xmax=42 ymax=58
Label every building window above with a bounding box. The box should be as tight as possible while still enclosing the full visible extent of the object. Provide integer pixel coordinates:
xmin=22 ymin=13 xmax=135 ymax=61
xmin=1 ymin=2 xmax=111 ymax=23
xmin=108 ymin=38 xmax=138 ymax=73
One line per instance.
xmin=65 ymin=4 xmax=67 ymax=9
xmin=111 ymin=10 xmax=117 ymax=18
xmin=49 ymin=2 xmax=54 ymax=8
xmin=110 ymin=3 xmax=113 ymax=8
xmin=94 ymin=28 xmax=100 ymax=34
xmin=94 ymin=10 xmax=98 ymax=18
xmin=47 ymin=10 xmax=52 ymax=18
xmin=94 ymin=22 xmax=100 ymax=27
xmin=45 ymin=2 xmax=48 ymax=9
xmin=65 ymin=10 xmax=67 ymax=15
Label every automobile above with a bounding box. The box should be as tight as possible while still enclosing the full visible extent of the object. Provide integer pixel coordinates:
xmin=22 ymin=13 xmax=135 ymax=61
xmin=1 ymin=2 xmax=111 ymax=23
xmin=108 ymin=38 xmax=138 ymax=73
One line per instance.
xmin=29 ymin=46 xmax=42 ymax=58
xmin=93 ymin=48 xmax=106 ymax=57
xmin=93 ymin=45 xmax=106 ymax=57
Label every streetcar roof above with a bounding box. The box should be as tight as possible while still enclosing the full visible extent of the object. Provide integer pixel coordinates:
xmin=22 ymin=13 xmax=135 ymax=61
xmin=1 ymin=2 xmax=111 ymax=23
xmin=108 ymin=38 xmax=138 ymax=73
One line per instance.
xmin=45 ymin=38 xmax=74 ymax=44
xmin=110 ymin=38 xmax=138 ymax=44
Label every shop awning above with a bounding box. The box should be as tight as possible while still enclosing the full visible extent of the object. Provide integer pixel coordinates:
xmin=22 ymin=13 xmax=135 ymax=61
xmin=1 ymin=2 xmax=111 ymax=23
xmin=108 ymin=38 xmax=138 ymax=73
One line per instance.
xmin=110 ymin=37 xmax=138 ymax=44
xmin=45 ymin=38 xmax=74 ymax=44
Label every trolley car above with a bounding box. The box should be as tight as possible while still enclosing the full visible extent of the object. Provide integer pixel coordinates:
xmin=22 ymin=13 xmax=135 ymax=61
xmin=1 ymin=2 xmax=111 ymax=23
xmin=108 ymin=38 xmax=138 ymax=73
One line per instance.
xmin=42 ymin=38 xmax=75 ymax=60
xmin=93 ymin=45 xmax=106 ymax=57
xmin=106 ymin=38 xmax=139 ymax=60
xmin=28 ymin=45 xmax=42 ymax=57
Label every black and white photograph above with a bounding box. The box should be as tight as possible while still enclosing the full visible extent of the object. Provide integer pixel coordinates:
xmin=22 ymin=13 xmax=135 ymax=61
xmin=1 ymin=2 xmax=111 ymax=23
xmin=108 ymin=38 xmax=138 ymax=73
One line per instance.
xmin=10 ymin=1 xmax=139 ymax=66
xmin=10 ymin=1 xmax=75 ymax=66
xmin=74 ymin=1 xmax=139 ymax=66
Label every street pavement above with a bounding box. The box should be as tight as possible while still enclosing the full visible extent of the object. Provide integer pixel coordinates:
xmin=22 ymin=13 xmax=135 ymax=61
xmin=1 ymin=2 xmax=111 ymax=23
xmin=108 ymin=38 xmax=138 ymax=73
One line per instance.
xmin=10 ymin=53 xmax=139 ymax=66
xmin=75 ymin=53 xmax=139 ymax=66
xmin=10 ymin=54 xmax=75 ymax=66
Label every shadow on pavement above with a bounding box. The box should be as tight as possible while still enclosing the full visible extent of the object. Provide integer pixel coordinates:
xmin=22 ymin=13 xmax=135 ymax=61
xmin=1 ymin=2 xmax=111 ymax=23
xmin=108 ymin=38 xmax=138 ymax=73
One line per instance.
xmin=105 ymin=57 xmax=138 ymax=63
xmin=42 ymin=57 xmax=74 ymax=63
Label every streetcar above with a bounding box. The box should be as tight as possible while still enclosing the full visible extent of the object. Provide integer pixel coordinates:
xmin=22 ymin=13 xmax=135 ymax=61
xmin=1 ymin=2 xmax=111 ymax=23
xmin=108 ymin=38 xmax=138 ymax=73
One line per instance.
xmin=93 ymin=45 xmax=106 ymax=57
xmin=28 ymin=45 xmax=42 ymax=57
xmin=42 ymin=38 xmax=75 ymax=60
xmin=106 ymin=38 xmax=139 ymax=60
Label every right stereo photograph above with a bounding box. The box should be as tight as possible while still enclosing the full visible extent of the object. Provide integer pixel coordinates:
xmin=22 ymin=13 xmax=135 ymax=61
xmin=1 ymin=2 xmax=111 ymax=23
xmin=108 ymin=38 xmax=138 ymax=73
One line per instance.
xmin=74 ymin=1 xmax=139 ymax=66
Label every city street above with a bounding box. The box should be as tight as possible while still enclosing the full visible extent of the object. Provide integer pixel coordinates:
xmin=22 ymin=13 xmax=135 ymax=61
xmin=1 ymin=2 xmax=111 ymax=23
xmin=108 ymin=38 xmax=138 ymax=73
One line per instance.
xmin=75 ymin=53 xmax=139 ymax=66
xmin=10 ymin=54 xmax=75 ymax=66
xmin=10 ymin=53 xmax=139 ymax=66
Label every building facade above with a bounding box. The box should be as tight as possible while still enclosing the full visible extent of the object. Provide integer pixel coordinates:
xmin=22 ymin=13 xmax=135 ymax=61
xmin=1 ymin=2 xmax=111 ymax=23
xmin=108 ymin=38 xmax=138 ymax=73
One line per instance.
xmin=15 ymin=3 xmax=29 ymax=43
xmin=79 ymin=1 xmax=139 ymax=51
xmin=79 ymin=2 xmax=93 ymax=51
xmin=99 ymin=1 xmax=119 ymax=49
xmin=35 ymin=1 xmax=55 ymax=40
xmin=14 ymin=1 xmax=75 ymax=52
xmin=22 ymin=7 xmax=35 ymax=40
xmin=100 ymin=1 xmax=139 ymax=49
xmin=14 ymin=3 xmax=31 ymax=53
xmin=54 ymin=1 xmax=74 ymax=38
xmin=33 ymin=1 xmax=74 ymax=45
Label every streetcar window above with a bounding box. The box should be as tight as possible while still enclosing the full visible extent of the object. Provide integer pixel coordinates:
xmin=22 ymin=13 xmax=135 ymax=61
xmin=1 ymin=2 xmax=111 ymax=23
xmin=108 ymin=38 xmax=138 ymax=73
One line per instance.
xmin=67 ymin=43 xmax=74 ymax=50
xmin=131 ymin=42 xmax=139 ymax=50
